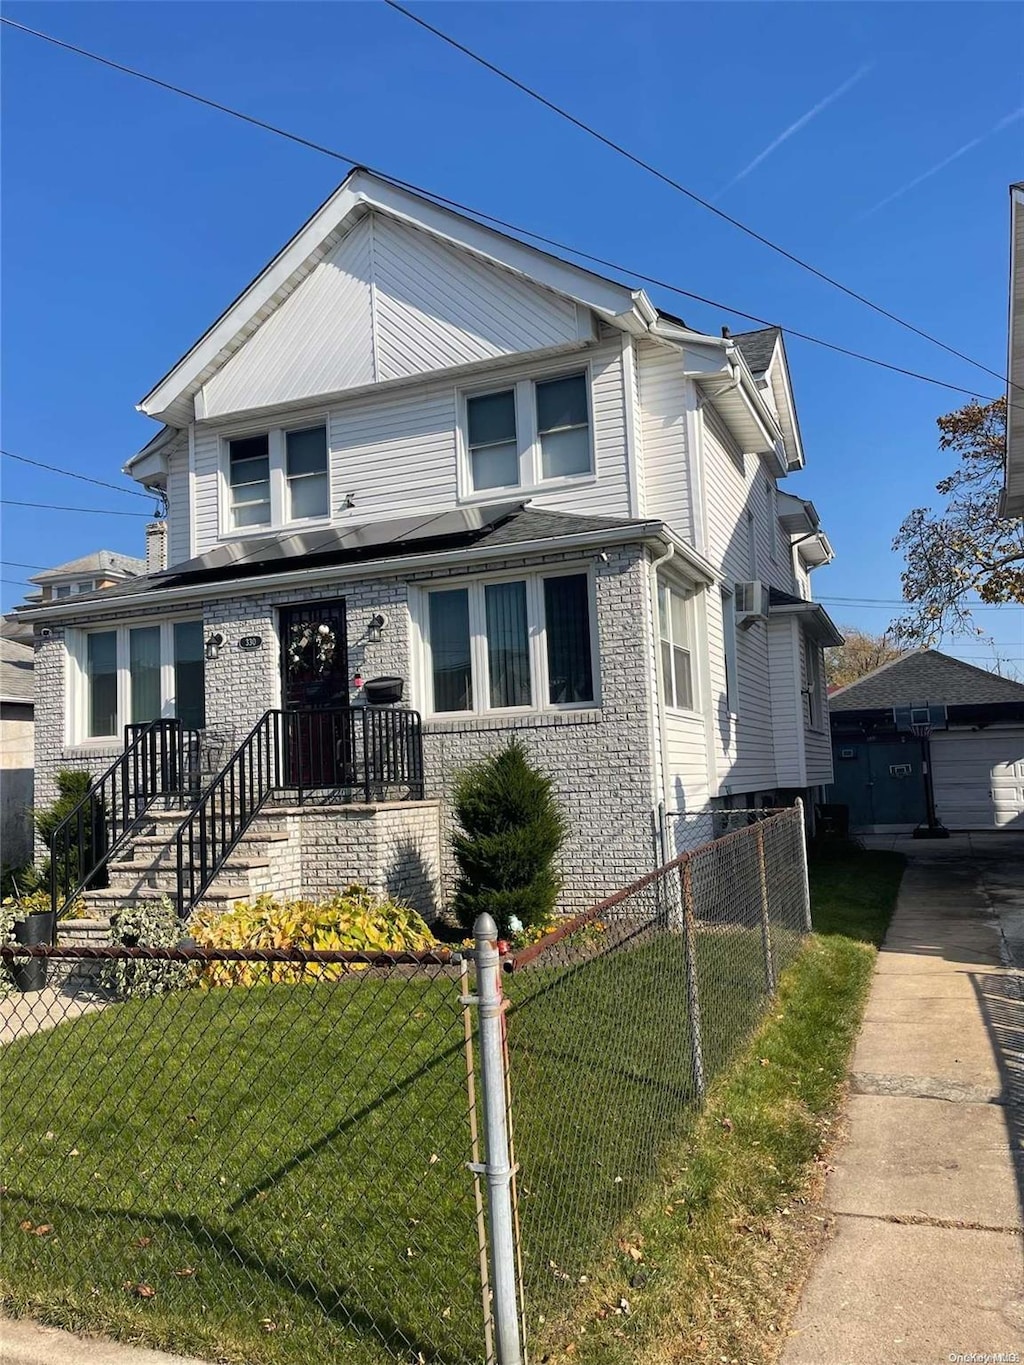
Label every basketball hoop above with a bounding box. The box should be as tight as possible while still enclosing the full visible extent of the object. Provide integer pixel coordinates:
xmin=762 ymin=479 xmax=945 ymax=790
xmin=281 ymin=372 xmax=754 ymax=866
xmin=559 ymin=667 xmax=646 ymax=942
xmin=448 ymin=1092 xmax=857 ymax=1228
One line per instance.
xmin=909 ymin=721 xmax=933 ymax=741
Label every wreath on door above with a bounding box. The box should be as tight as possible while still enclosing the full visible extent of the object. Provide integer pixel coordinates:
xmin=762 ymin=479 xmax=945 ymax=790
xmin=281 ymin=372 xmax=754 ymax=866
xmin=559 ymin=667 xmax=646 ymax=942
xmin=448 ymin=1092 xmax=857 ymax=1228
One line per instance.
xmin=287 ymin=621 xmax=338 ymax=676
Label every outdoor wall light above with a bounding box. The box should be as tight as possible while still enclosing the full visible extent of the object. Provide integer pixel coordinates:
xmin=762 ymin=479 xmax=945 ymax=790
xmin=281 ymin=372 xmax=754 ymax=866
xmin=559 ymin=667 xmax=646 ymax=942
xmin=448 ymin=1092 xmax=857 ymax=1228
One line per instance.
xmin=205 ymin=632 xmax=225 ymax=660
xmin=367 ymin=612 xmax=388 ymax=644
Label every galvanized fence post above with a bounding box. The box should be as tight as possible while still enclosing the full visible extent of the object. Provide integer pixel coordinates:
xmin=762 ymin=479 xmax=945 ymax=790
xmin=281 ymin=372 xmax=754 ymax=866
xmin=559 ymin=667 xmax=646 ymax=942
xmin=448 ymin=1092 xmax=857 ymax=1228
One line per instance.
xmin=755 ymin=824 xmax=776 ymax=994
xmin=679 ymin=856 xmax=706 ymax=1101
xmin=473 ymin=913 xmax=524 ymax=1365
xmin=794 ymin=797 xmax=813 ymax=932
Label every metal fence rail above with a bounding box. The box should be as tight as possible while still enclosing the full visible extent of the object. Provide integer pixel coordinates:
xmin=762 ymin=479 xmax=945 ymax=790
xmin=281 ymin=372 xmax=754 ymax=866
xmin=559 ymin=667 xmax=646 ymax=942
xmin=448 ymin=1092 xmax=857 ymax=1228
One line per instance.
xmin=1 ymin=804 xmax=811 ymax=1365
xmin=502 ymin=803 xmax=810 ymax=1345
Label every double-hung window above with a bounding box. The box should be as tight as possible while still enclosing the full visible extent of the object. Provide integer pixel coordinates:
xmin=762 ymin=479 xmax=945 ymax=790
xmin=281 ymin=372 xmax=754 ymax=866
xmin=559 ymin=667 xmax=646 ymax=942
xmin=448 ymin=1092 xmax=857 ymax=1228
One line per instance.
xmin=77 ymin=621 xmax=205 ymax=741
xmin=225 ymin=424 xmax=329 ymax=531
xmin=463 ymin=371 xmax=593 ymax=496
xmin=421 ymin=570 xmax=596 ymax=716
xmin=658 ymin=581 xmax=696 ymax=711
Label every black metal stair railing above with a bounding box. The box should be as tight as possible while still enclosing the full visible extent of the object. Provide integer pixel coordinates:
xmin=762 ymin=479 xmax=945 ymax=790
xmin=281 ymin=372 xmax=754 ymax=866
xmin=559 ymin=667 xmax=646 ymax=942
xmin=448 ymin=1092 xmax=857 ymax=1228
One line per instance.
xmin=174 ymin=707 xmax=425 ymax=920
xmin=49 ymin=718 xmax=198 ymax=924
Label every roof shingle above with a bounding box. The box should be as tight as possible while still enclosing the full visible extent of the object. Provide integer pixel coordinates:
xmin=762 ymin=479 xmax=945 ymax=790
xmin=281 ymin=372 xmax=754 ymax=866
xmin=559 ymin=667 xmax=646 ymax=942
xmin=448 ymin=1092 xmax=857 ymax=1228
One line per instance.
xmin=829 ymin=649 xmax=1024 ymax=711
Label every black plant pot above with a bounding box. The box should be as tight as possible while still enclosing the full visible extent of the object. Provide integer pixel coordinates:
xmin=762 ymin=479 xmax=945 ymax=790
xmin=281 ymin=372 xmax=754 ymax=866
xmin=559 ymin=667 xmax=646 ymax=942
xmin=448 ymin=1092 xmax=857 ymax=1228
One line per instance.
xmin=12 ymin=911 xmax=53 ymax=994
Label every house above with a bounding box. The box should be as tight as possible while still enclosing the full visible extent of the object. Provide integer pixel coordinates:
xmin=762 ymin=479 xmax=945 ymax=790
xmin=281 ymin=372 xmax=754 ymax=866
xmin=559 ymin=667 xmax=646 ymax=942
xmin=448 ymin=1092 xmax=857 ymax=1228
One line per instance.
xmin=1004 ymin=183 xmax=1024 ymax=515
xmin=18 ymin=169 xmax=838 ymax=920
xmin=22 ymin=549 xmax=148 ymax=603
xmin=828 ymin=649 xmax=1024 ymax=831
xmin=0 ymin=637 xmax=35 ymax=867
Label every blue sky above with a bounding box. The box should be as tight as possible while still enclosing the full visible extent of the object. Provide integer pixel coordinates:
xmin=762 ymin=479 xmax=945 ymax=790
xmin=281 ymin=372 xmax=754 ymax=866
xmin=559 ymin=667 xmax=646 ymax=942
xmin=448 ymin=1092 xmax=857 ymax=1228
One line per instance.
xmin=2 ymin=1 xmax=1022 ymax=672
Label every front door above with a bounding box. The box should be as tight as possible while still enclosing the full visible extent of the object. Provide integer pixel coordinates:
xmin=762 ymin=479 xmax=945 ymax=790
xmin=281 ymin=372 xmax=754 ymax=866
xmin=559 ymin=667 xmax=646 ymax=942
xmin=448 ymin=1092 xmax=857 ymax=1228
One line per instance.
xmin=280 ymin=600 xmax=350 ymax=788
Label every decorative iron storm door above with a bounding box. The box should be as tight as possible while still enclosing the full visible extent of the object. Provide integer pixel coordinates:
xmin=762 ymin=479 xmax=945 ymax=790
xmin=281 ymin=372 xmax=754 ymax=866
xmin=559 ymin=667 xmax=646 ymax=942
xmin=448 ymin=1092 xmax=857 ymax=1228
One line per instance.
xmin=279 ymin=599 xmax=351 ymax=789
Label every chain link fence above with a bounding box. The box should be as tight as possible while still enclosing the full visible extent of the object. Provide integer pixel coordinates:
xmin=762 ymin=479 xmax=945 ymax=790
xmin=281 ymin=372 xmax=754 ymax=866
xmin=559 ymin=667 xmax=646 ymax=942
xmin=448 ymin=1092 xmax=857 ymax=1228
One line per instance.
xmin=0 ymin=945 xmax=486 ymax=1365
xmin=502 ymin=803 xmax=810 ymax=1342
xmin=1 ymin=804 xmax=810 ymax=1365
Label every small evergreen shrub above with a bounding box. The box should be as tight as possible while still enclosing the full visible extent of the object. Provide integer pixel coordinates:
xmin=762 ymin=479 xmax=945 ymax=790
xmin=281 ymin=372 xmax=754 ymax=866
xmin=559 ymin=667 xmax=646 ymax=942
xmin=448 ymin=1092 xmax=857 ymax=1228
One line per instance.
xmin=191 ymin=886 xmax=437 ymax=986
xmin=34 ymin=770 xmax=108 ymax=900
xmin=0 ymin=900 xmax=18 ymax=1000
xmin=451 ymin=740 xmax=567 ymax=935
xmin=101 ymin=897 xmax=191 ymax=999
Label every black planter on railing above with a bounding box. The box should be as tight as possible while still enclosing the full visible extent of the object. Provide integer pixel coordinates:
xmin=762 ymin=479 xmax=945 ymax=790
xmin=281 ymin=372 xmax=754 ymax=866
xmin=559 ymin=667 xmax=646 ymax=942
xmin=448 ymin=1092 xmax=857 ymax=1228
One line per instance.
xmin=13 ymin=911 xmax=53 ymax=993
xmin=362 ymin=676 xmax=404 ymax=705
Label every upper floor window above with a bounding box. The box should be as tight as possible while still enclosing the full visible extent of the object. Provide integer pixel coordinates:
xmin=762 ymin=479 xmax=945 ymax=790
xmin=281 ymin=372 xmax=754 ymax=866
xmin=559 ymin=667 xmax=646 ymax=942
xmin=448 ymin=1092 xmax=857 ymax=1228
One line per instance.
xmin=462 ymin=371 xmax=593 ymax=497
xmin=53 ymin=580 xmax=95 ymax=599
xmin=420 ymin=569 xmax=596 ymax=716
xmin=225 ymin=424 xmax=329 ymax=532
xmin=658 ymin=581 xmax=696 ymax=711
xmin=768 ymin=480 xmax=780 ymax=562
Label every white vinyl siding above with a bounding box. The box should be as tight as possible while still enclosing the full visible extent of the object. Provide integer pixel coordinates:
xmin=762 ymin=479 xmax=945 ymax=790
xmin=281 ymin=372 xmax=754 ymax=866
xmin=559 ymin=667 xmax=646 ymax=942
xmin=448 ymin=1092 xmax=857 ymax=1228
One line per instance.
xmin=636 ymin=342 xmax=695 ymax=540
xmin=767 ymin=616 xmax=803 ymax=786
xmin=199 ymin=211 xmax=588 ymax=419
xmin=189 ymin=337 xmax=632 ymax=553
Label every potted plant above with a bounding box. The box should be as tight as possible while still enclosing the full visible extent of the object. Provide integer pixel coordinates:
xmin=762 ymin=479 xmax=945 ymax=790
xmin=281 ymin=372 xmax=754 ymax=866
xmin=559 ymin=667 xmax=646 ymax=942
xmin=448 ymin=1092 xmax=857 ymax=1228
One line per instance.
xmin=0 ymin=890 xmax=54 ymax=993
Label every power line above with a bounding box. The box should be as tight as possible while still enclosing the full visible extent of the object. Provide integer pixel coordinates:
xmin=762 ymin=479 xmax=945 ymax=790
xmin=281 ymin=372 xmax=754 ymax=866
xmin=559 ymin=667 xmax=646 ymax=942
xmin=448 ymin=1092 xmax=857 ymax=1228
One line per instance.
xmin=0 ymin=560 xmax=47 ymax=571
xmin=0 ymin=15 xmax=1008 ymax=408
xmin=0 ymin=448 xmax=152 ymax=499
xmin=1 ymin=499 xmax=151 ymax=516
xmin=383 ymin=0 xmax=1016 ymax=393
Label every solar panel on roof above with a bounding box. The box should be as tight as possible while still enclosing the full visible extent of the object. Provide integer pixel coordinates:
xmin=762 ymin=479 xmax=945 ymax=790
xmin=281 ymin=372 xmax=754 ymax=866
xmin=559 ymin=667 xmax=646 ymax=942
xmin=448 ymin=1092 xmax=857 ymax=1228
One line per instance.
xmin=153 ymin=502 xmax=524 ymax=583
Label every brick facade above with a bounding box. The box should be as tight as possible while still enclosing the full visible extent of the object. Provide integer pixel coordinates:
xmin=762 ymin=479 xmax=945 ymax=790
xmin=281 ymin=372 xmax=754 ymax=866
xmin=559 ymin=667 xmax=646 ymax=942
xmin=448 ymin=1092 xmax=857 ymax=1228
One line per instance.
xmin=32 ymin=542 xmax=660 ymax=914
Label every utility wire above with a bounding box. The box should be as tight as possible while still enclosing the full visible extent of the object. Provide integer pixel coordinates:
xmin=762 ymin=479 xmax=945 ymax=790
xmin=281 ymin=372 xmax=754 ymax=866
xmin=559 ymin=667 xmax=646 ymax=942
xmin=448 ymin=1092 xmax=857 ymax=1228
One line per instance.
xmin=0 ymin=448 xmax=152 ymax=499
xmin=1 ymin=499 xmax=150 ymax=517
xmin=0 ymin=561 xmax=47 ymax=571
xmin=0 ymin=14 xmax=1009 ymax=408
xmin=383 ymin=0 xmax=1016 ymax=392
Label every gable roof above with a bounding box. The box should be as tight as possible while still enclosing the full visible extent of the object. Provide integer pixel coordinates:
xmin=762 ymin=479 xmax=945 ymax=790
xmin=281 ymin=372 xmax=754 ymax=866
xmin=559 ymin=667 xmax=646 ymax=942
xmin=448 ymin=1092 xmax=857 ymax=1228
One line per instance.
xmin=733 ymin=326 xmax=804 ymax=471
xmin=829 ymin=648 xmax=1024 ymax=711
xmin=733 ymin=327 xmax=781 ymax=374
xmin=28 ymin=551 xmax=145 ymax=584
xmin=0 ymin=637 xmax=33 ymax=705
xmin=138 ymin=169 xmax=662 ymax=428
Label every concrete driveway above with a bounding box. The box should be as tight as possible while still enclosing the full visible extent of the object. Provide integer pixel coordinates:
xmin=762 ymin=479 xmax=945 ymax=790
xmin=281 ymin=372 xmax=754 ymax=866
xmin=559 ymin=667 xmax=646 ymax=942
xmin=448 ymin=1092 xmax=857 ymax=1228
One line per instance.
xmin=783 ymin=833 xmax=1024 ymax=1365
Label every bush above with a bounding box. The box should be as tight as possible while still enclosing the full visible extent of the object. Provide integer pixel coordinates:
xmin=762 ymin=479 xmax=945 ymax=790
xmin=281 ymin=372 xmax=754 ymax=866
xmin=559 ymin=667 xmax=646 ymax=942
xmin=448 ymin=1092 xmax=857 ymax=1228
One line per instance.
xmin=100 ymin=897 xmax=191 ymax=999
xmin=0 ymin=900 xmax=18 ymax=1000
xmin=191 ymin=885 xmax=437 ymax=986
xmin=0 ymin=863 xmax=44 ymax=901
xmin=34 ymin=770 xmax=108 ymax=900
xmin=451 ymin=739 xmax=567 ymax=936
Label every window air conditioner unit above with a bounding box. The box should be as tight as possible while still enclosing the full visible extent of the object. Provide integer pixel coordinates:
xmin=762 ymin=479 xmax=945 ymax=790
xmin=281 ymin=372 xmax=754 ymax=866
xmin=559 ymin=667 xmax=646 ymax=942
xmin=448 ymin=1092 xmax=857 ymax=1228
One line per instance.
xmin=735 ymin=579 xmax=768 ymax=628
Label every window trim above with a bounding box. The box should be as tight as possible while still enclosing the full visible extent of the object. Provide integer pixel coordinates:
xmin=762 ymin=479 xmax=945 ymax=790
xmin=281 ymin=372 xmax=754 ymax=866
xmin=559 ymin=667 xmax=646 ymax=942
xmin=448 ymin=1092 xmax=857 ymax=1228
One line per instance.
xmin=768 ymin=480 xmax=780 ymax=563
xmin=804 ymin=633 xmax=824 ymax=731
xmin=412 ymin=564 xmax=600 ymax=719
xmin=657 ymin=576 xmax=699 ymax=714
xmin=721 ymin=587 xmax=739 ymax=718
xmin=456 ymin=365 xmax=596 ymax=502
xmin=68 ymin=618 xmax=205 ymax=745
xmin=218 ymin=416 xmax=331 ymax=538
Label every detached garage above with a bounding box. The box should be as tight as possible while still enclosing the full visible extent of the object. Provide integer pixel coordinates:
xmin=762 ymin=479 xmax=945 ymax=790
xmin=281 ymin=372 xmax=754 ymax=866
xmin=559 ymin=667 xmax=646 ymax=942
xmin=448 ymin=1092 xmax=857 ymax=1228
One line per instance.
xmin=828 ymin=649 xmax=1024 ymax=833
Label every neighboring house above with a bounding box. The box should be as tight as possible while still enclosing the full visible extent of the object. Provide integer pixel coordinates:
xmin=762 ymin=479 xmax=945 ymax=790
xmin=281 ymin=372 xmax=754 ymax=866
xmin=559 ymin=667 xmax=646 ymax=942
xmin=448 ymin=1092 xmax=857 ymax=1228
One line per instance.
xmin=0 ymin=637 xmax=34 ymax=866
xmin=1004 ymin=183 xmax=1024 ymax=516
xmin=18 ymin=169 xmax=838 ymax=917
xmin=829 ymin=649 xmax=1024 ymax=831
xmin=21 ymin=549 xmax=148 ymax=604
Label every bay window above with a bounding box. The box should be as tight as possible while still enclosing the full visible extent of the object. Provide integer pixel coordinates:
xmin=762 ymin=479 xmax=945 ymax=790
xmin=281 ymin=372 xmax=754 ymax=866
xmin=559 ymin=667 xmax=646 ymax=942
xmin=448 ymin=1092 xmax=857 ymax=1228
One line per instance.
xmin=421 ymin=570 xmax=596 ymax=716
xmin=76 ymin=621 xmax=205 ymax=742
xmin=658 ymin=581 xmax=696 ymax=711
xmin=462 ymin=371 xmax=593 ymax=496
xmin=224 ymin=422 xmax=329 ymax=531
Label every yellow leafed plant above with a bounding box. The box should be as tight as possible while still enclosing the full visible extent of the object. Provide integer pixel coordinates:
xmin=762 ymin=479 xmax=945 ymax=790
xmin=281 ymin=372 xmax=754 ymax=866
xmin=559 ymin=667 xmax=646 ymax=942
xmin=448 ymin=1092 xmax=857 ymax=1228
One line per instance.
xmin=191 ymin=885 xmax=437 ymax=986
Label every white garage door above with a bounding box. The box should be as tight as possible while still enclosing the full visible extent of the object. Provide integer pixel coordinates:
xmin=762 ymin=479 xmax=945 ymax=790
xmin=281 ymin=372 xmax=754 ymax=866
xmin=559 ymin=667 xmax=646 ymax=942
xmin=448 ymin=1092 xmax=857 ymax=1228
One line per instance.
xmin=931 ymin=729 xmax=1024 ymax=830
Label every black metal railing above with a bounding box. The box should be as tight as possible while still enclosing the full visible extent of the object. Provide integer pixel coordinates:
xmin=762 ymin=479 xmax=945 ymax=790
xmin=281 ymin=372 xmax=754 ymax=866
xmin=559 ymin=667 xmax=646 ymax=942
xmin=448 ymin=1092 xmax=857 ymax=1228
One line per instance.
xmin=49 ymin=719 xmax=197 ymax=923
xmin=175 ymin=707 xmax=424 ymax=918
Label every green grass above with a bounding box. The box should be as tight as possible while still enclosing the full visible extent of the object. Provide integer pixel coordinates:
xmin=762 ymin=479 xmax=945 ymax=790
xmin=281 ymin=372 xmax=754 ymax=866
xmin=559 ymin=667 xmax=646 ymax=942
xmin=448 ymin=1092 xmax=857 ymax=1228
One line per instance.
xmin=0 ymin=845 xmax=903 ymax=1365
xmin=526 ymin=842 xmax=906 ymax=1364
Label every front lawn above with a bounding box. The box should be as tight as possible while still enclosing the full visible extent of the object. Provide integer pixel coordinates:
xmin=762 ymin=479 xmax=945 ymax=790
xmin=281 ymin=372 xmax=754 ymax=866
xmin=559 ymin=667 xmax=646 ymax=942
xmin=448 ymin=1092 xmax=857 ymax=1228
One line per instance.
xmin=0 ymin=846 xmax=898 ymax=1365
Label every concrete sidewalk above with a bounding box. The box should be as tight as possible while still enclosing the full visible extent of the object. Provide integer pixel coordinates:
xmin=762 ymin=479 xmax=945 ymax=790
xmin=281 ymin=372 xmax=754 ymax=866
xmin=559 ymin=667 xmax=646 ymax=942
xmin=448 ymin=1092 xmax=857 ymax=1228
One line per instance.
xmin=783 ymin=835 xmax=1024 ymax=1365
xmin=0 ymin=1318 xmax=200 ymax=1364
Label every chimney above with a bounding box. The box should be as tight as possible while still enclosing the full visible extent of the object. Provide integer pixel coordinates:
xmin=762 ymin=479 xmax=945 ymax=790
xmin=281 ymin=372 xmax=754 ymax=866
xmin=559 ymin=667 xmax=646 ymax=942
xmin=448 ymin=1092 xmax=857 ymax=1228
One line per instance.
xmin=145 ymin=521 xmax=168 ymax=574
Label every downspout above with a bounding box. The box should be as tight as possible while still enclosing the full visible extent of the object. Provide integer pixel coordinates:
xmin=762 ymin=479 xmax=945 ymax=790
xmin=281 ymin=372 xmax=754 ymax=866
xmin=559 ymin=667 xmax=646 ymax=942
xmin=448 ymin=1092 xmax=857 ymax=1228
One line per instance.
xmin=649 ymin=541 xmax=675 ymax=866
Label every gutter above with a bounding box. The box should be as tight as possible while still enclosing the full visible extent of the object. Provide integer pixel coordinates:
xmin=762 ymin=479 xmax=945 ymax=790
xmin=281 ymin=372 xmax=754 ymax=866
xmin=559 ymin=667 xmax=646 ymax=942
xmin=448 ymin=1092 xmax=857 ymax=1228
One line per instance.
xmin=17 ymin=521 xmax=716 ymax=625
xmin=647 ymin=541 xmax=675 ymax=865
